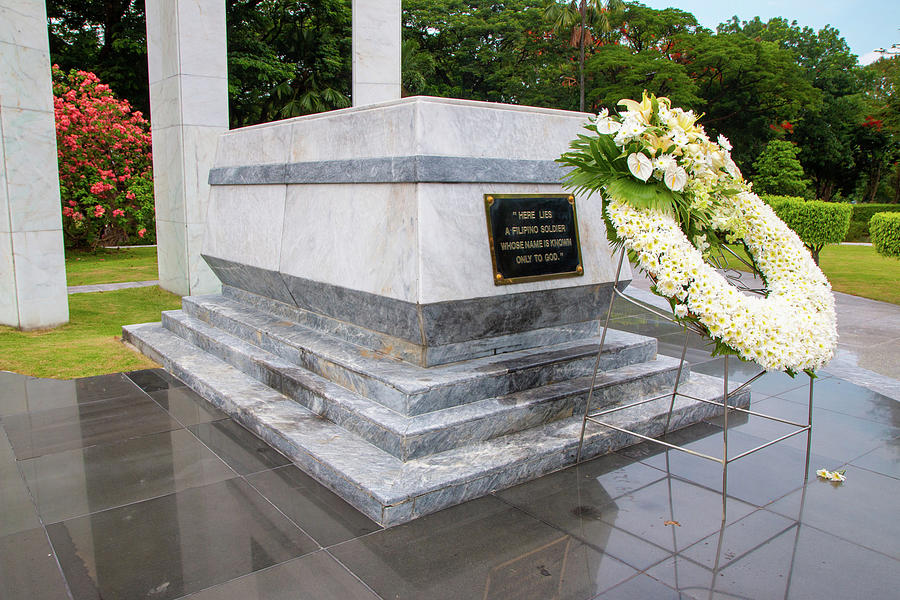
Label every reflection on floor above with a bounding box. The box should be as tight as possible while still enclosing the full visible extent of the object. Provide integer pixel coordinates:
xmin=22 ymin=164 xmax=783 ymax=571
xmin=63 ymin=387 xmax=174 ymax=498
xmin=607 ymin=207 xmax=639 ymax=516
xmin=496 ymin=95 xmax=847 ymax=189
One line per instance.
xmin=1 ymin=299 xmax=898 ymax=599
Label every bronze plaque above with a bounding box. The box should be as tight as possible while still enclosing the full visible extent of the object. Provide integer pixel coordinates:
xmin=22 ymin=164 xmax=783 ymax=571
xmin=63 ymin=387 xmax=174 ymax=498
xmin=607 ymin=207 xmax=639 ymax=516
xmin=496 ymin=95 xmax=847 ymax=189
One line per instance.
xmin=485 ymin=194 xmax=584 ymax=285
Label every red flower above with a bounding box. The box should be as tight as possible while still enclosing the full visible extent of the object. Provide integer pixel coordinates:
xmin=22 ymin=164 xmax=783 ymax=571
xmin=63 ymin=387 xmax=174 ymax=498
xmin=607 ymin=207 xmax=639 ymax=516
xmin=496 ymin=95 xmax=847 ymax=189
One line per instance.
xmin=93 ymin=205 xmax=105 ymax=218
xmin=137 ymin=228 xmax=146 ymax=238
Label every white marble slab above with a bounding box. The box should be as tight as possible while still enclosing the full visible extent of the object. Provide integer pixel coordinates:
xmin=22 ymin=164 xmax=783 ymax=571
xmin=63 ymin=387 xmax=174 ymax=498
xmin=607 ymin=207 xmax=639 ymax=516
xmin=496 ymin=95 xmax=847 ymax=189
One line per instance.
xmin=148 ymin=125 xmax=185 ymax=223
xmin=0 ymin=42 xmax=54 ymax=112
xmin=156 ymin=218 xmax=189 ymax=296
xmin=0 ymin=2 xmax=47 ymax=51
xmin=0 ymin=232 xmax=16 ymax=324
xmin=204 ymin=184 xmax=287 ymax=273
xmin=352 ymin=0 xmax=401 ymax=106
xmin=214 ymin=120 xmax=292 ymax=169
xmin=9 ymin=230 xmax=68 ymax=329
xmin=278 ymin=183 xmax=418 ymax=302
xmin=147 ymin=0 xmax=227 ymax=296
xmin=215 ymin=97 xmax=591 ymax=165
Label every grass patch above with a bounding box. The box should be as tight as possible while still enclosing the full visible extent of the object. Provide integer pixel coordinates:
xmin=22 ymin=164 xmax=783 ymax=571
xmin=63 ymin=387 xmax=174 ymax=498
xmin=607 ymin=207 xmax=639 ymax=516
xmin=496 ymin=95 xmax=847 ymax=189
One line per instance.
xmin=0 ymin=286 xmax=181 ymax=379
xmin=66 ymin=246 xmax=158 ymax=286
xmin=718 ymin=244 xmax=900 ymax=305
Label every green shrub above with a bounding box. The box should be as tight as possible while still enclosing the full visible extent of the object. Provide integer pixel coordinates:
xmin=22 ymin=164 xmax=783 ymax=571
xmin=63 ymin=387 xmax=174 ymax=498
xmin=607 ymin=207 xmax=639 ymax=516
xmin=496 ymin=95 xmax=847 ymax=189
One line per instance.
xmin=845 ymin=221 xmax=870 ymax=242
xmin=870 ymin=212 xmax=900 ymax=258
xmin=850 ymin=203 xmax=900 ymax=223
xmin=752 ymin=140 xmax=809 ymax=197
xmin=763 ymin=197 xmax=851 ymax=264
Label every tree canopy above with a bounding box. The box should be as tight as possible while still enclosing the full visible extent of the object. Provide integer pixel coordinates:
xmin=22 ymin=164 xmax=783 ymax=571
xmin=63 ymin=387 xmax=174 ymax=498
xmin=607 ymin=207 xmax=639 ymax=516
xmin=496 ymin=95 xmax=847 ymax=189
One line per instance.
xmin=46 ymin=0 xmax=899 ymax=203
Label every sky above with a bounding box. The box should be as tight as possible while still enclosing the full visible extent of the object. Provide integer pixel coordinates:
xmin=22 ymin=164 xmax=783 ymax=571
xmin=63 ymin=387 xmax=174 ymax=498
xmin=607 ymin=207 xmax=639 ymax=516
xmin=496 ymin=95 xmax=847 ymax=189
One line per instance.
xmin=638 ymin=0 xmax=900 ymax=65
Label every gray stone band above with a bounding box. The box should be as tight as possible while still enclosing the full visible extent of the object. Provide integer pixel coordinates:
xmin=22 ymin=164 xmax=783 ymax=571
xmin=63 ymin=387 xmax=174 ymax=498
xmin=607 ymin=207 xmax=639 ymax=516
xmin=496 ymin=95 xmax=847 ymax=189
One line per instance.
xmin=208 ymin=155 xmax=571 ymax=185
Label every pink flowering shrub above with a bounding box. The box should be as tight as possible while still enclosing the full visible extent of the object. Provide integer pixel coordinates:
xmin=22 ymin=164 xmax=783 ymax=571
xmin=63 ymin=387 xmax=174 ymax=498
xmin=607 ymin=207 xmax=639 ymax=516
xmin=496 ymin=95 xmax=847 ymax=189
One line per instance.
xmin=53 ymin=66 xmax=156 ymax=248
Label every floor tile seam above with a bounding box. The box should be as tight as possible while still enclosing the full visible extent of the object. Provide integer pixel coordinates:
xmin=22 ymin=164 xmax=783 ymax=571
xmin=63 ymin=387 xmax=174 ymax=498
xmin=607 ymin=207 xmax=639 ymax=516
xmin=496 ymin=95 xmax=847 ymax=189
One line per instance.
xmin=624 ymin=456 xmax=801 ymax=513
xmin=123 ymin=369 xmax=189 ymax=394
xmin=489 ymin=488 xmax=676 ymax=572
xmin=11 ymin=417 xmax=189 ymax=461
xmin=183 ymin=422 xmax=288 ymax=479
xmin=321 ymin=547 xmax=388 ymax=600
xmin=239 ymin=468 xmax=329 ymax=552
xmin=847 ymin=458 xmax=900 ymax=482
xmin=1 ymin=450 xmax=76 ymax=599
xmin=0 ymin=386 xmax=157 ymax=420
xmin=36 ymin=524 xmax=77 ymax=600
xmin=758 ymin=507 xmax=900 ymax=563
xmin=749 ymin=390 xmax=900 ymax=429
xmin=672 ymin=514 xmax=802 ymax=574
xmin=32 ymin=470 xmax=245 ymax=529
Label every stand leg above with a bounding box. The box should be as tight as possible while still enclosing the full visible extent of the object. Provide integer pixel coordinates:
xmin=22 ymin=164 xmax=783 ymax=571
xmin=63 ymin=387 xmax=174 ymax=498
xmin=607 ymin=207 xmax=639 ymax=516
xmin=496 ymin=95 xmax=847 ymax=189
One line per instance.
xmin=577 ymin=248 xmax=625 ymax=463
xmin=664 ymin=325 xmax=690 ymax=435
xmin=722 ymin=355 xmax=729 ymax=522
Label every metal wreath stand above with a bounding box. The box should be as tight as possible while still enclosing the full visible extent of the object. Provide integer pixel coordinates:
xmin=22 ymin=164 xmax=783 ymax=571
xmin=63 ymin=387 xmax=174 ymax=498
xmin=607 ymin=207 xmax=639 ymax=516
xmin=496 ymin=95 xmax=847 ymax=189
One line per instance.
xmin=575 ymin=243 xmax=816 ymax=516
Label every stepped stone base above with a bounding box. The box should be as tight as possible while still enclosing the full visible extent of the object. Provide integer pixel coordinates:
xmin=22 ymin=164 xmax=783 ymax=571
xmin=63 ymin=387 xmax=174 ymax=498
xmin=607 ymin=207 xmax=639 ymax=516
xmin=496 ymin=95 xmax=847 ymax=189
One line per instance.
xmin=124 ymin=293 xmax=750 ymax=527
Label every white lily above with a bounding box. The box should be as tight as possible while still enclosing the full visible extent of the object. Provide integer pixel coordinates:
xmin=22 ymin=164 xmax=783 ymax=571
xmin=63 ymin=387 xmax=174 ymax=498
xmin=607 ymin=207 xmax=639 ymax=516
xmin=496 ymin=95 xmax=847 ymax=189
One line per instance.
xmin=627 ymin=153 xmax=653 ymax=182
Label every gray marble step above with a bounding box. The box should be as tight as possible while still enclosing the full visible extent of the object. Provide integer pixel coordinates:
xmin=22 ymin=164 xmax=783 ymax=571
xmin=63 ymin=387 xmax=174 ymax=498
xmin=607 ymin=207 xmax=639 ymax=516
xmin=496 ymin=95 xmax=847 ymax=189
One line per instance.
xmin=123 ymin=321 xmax=749 ymax=527
xmin=161 ymin=310 xmax=688 ymax=460
xmin=180 ymin=294 xmax=657 ymax=416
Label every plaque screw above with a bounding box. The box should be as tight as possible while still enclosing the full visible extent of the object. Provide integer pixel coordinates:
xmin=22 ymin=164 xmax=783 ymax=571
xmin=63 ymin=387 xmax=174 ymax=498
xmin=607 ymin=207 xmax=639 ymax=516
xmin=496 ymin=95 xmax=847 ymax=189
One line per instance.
xmin=568 ymin=195 xmax=575 ymax=204
xmin=576 ymin=266 xmax=583 ymax=274
xmin=486 ymin=196 xmax=495 ymax=205
xmin=495 ymin=273 xmax=503 ymax=281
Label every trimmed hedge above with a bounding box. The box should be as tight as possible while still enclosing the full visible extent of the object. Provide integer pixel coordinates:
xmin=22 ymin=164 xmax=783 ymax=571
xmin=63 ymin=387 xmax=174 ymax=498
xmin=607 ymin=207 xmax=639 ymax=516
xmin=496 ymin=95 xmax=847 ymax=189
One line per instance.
xmin=847 ymin=204 xmax=900 ymax=241
xmin=870 ymin=212 xmax=900 ymax=258
xmin=761 ymin=195 xmax=851 ymax=264
xmin=851 ymin=204 xmax=900 ymax=223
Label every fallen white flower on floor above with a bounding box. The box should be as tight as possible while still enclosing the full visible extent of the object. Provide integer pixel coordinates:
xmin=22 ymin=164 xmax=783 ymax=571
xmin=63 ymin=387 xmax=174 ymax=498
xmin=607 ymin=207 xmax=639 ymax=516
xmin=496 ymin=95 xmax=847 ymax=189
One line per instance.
xmin=816 ymin=468 xmax=847 ymax=483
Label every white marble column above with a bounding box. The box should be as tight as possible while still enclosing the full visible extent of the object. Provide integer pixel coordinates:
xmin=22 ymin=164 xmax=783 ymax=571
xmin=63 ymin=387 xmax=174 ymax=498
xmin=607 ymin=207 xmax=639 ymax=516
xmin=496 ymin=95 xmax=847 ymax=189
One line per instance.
xmin=0 ymin=0 xmax=69 ymax=329
xmin=352 ymin=0 xmax=402 ymax=106
xmin=146 ymin=0 xmax=227 ymax=296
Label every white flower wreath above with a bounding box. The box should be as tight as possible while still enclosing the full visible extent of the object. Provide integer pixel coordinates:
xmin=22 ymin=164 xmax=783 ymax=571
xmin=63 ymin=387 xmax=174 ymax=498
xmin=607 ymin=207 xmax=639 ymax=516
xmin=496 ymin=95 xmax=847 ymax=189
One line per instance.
xmin=559 ymin=93 xmax=837 ymax=374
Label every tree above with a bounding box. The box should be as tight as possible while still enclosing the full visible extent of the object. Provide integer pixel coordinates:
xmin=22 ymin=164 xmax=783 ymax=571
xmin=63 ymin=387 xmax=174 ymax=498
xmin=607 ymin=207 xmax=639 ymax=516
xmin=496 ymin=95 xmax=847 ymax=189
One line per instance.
xmin=765 ymin=197 xmax=851 ymax=264
xmin=227 ymin=0 xmax=351 ymax=127
xmin=584 ymin=45 xmax=701 ymax=112
xmin=48 ymin=0 xmax=149 ymax=115
xmin=752 ymin=140 xmax=809 ymax=196
xmin=53 ymin=66 xmax=155 ymax=249
xmin=675 ymin=31 xmax=819 ymax=171
xmin=870 ymin=212 xmax=900 ymax=258
xmin=403 ymin=0 xmax=574 ymax=108
xmin=542 ymin=0 xmax=623 ymax=111
xmin=722 ymin=17 xmax=866 ymax=200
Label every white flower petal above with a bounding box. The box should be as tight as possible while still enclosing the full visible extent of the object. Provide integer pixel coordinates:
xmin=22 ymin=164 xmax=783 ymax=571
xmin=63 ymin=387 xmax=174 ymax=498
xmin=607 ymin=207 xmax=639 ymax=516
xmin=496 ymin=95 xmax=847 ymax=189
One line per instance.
xmin=627 ymin=153 xmax=653 ymax=182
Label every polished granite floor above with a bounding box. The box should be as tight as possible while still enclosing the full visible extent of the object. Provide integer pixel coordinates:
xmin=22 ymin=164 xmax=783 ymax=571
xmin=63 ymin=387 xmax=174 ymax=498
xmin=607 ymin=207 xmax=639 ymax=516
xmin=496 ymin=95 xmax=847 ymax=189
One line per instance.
xmin=1 ymin=300 xmax=899 ymax=599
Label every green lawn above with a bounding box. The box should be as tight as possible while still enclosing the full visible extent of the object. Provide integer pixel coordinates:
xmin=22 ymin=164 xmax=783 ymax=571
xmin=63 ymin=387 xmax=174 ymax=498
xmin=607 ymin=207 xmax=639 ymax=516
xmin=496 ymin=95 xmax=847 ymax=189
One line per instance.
xmin=0 ymin=286 xmax=181 ymax=379
xmin=65 ymin=246 xmax=159 ymax=286
xmin=720 ymin=244 xmax=900 ymax=305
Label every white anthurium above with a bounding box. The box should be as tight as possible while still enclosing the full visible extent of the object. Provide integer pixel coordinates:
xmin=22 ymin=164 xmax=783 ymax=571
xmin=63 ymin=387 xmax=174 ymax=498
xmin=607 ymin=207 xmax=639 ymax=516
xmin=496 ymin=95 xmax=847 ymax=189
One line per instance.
xmin=627 ymin=152 xmax=653 ymax=182
xmin=596 ymin=117 xmax=622 ymax=135
xmin=664 ymin=166 xmax=688 ymax=192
